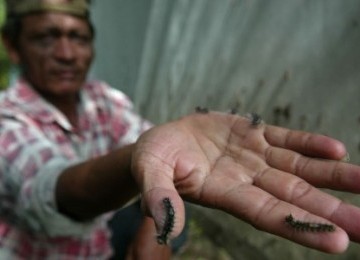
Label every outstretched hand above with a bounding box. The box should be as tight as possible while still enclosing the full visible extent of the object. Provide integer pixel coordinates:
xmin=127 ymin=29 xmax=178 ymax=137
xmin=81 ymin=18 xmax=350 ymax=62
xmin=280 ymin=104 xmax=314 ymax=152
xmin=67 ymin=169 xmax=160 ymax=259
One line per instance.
xmin=132 ymin=111 xmax=360 ymax=253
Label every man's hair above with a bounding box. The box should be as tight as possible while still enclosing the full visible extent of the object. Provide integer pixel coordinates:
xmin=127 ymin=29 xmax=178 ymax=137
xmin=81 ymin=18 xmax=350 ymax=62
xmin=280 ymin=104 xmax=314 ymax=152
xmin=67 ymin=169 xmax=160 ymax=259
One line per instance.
xmin=1 ymin=14 xmax=22 ymax=48
xmin=1 ymin=0 xmax=95 ymax=49
xmin=1 ymin=13 xmax=95 ymax=49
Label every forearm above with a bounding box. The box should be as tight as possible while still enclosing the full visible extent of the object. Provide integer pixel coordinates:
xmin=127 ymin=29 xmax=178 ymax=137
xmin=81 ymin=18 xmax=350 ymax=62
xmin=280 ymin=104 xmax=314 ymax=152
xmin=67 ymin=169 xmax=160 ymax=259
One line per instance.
xmin=55 ymin=144 xmax=139 ymax=220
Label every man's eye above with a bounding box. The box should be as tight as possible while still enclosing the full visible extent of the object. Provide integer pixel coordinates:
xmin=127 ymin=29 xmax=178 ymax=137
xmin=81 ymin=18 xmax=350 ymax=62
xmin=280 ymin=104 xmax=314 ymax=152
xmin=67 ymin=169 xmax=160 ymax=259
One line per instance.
xmin=69 ymin=33 xmax=92 ymax=45
xmin=30 ymin=33 xmax=57 ymax=46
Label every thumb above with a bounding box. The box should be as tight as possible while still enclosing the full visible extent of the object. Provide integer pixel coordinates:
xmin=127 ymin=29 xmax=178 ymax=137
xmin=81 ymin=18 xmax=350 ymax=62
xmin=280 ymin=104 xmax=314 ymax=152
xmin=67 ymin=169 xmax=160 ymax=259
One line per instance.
xmin=141 ymin=187 xmax=185 ymax=245
xmin=132 ymin=148 xmax=186 ymax=245
xmin=131 ymin=123 xmax=188 ymax=245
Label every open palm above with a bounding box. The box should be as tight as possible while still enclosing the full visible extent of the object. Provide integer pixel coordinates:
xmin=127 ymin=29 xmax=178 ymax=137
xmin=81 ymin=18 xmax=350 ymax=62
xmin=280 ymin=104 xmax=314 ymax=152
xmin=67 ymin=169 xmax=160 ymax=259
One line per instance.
xmin=132 ymin=111 xmax=360 ymax=253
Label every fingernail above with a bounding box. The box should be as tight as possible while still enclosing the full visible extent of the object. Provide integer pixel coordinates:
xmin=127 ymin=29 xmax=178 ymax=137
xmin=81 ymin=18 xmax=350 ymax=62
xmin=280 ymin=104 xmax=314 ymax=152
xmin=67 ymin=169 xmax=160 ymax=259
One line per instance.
xmin=341 ymin=152 xmax=350 ymax=162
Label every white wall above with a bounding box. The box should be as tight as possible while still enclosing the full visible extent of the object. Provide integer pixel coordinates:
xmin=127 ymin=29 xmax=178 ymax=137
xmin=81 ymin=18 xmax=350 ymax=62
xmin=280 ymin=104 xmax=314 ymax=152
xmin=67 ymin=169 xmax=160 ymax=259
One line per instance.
xmin=91 ymin=0 xmax=152 ymax=98
xmin=92 ymin=0 xmax=360 ymax=164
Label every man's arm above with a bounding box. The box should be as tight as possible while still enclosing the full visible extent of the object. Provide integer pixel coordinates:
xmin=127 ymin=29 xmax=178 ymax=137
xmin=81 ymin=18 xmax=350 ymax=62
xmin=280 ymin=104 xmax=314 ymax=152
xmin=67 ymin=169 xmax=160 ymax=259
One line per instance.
xmin=56 ymin=144 xmax=173 ymax=260
xmin=55 ymin=110 xmax=360 ymax=254
xmin=56 ymin=144 xmax=138 ymax=220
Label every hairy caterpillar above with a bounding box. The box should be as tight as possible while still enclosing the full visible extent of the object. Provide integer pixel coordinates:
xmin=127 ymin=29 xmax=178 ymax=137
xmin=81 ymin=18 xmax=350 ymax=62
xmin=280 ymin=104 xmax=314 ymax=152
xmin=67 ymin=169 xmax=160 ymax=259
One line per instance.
xmin=285 ymin=214 xmax=335 ymax=232
xmin=245 ymin=112 xmax=263 ymax=126
xmin=229 ymin=107 xmax=239 ymax=115
xmin=195 ymin=106 xmax=209 ymax=114
xmin=157 ymin=198 xmax=175 ymax=245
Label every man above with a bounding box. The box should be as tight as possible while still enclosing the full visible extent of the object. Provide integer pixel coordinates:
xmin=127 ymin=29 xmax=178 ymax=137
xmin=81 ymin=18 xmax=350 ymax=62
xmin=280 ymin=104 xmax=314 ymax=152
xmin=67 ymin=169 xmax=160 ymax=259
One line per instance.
xmin=1 ymin=0 xmax=171 ymax=259
xmin=1 ymin=0 xmax=360 ymax=259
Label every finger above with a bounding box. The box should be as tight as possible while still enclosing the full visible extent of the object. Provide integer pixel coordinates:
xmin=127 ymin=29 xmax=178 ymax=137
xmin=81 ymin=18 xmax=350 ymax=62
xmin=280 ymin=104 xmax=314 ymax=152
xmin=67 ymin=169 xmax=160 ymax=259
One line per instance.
xmin=264 ymin=125 xmax=347 ymax=160
xmin=331 ymin=203 xmax=360 ymax=243
xmin=215 ymin=183 xmax=349 ymax=253
xmin=251 ymin=163 xmax=360 ymax=243
xmin=140 ymin=186 xmax=185 ymax=245
xmin=265 ymin=146 xmax=360 ymax=193
xmin=253 ymin=165 xmax=342 ymax=217
xmin=132 ymin=152 xmax=186 ymax=244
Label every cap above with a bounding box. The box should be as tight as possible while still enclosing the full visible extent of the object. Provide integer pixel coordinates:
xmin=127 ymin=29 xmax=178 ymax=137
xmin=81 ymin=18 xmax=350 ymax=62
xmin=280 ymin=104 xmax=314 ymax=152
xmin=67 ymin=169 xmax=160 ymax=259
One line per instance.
xmin=6 ymin=0 xmax=90 ymax=17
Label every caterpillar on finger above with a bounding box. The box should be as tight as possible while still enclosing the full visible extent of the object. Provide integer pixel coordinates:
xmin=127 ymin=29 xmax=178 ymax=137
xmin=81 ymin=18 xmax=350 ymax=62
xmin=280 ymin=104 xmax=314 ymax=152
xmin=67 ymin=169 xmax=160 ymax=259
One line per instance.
xmin=157 ymin=198 xmax=175 ymax=245
xmin=285 ymin=214 xmax=335 ymax=232
xmin=245 ymin=112 xmax=263 ymax=126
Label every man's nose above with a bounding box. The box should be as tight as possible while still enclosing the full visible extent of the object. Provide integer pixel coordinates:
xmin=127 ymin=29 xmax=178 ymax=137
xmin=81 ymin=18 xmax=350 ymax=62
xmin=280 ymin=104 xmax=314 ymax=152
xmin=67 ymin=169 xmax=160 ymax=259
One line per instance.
xmin=53 ymin=37 xmax=76 ymax=62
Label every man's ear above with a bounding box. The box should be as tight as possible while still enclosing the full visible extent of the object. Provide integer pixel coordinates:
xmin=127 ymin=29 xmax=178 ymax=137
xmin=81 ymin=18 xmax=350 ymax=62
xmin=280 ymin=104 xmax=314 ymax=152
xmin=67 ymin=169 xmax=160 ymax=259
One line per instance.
xmin=1 ymin=34 xmax=21 ymax=64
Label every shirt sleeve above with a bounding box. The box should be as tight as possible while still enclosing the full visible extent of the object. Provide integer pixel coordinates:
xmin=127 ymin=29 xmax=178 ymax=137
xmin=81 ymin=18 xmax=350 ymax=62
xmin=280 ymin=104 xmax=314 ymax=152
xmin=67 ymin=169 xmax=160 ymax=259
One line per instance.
xmin=105 ymin=84 xmax=153 ymax=147
xmin=0 ymin=118 xmax=98 ymax=237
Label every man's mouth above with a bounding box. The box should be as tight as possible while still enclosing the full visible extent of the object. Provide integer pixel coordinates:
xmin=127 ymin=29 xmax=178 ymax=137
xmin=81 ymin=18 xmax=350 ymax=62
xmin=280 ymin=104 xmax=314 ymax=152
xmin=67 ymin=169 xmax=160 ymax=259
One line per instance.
xmin=53 ymin=70 xmax=78 ymax=80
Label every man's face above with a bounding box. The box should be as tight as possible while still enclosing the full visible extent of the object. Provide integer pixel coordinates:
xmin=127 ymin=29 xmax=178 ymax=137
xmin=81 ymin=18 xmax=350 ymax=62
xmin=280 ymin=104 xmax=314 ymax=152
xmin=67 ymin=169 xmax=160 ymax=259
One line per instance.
xmin=14 ymin=12 xmax=94 ymax=98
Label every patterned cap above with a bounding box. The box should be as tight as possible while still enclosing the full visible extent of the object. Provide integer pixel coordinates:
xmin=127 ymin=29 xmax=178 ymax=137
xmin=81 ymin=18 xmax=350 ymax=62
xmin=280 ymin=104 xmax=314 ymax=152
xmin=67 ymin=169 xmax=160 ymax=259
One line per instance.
xmin=6 ymin=0 xmax=90 ymax=17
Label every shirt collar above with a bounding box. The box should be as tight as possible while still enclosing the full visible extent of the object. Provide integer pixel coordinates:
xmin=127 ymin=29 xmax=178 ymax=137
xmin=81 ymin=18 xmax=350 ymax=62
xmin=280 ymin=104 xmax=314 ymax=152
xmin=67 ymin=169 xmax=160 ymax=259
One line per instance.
xmin=7 ymin=78 xmax=102 ymax=132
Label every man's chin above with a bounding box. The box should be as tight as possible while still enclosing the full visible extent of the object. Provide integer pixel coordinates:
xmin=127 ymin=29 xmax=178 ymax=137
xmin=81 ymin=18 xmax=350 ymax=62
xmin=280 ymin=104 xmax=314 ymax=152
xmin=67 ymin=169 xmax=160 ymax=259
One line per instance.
xmin=45 ymin=83 xmax=82 ymax=98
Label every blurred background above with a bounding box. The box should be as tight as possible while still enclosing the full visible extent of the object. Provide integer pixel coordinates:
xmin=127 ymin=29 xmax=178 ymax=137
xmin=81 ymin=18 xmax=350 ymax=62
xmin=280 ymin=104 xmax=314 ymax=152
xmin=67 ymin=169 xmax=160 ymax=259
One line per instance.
xmin=0 ymin=0 xmax=9 ymax=90
xmin=1 ymin=0 xmax=360 ymax=259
